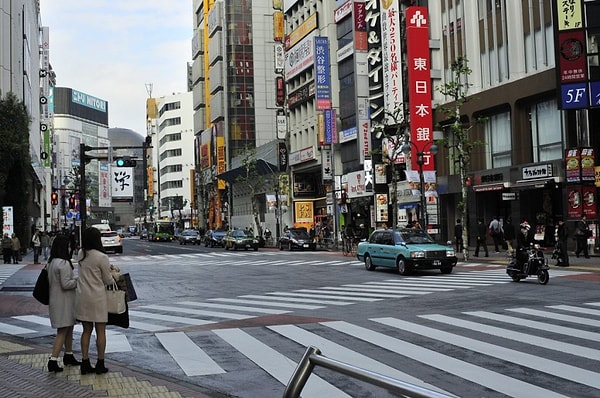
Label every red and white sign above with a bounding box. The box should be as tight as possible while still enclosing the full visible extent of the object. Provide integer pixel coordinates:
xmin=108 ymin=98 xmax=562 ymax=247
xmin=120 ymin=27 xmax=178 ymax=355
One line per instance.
xmin=406 ymin=7 xmax=434 ymax=172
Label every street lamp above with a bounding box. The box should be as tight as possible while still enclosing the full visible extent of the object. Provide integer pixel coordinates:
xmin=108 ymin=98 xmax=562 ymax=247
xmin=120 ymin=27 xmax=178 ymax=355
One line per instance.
xmin=401 ymin=140 xmax=438 ymax=229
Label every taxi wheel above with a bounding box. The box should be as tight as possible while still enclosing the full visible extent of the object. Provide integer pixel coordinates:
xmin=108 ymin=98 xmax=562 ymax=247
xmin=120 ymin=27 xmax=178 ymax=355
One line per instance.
xmin=397 ymin=258 xmax=409 ymax=276
xmin=364 ymin=255 xmax=376 ymax=271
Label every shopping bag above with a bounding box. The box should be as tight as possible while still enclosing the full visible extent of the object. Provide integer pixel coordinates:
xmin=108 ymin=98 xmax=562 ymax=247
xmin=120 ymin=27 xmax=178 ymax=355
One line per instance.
xmin=108 ymin=302 xmax=129 ymax=328
xmin=32 ymin=266 xmax=49 ymax=305
xmin=122 ymin=273 xmax=137 ymax=302
xmin=106 ymin=283 xmax=126 ymax=314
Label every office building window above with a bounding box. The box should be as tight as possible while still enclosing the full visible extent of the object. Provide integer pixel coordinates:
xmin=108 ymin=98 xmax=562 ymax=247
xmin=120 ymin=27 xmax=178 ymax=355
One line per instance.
xmin=530 ymin=99 xmax=563 ymax=162
xmin=484 ymin=111 xmax=511 ymax=168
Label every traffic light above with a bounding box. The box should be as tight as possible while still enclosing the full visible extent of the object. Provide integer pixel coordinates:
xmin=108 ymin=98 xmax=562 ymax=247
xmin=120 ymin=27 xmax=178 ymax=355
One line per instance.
xmin=148 ymin=204 xmax=154 ymax=211
xmin=115 ymin=157 xmax=137 ymax=167
xmin=51 ymin=192 xmax=58 ymax=206
xmin=68 ymin=196 xmax=75 ymax=209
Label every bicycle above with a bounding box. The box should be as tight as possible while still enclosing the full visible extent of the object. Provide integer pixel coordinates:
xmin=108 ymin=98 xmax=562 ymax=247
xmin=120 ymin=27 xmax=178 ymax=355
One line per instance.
xmin=342 ymin=236 xmax=358 ymax=256
xmin=318 ymin=236 xmax=335 ymax=250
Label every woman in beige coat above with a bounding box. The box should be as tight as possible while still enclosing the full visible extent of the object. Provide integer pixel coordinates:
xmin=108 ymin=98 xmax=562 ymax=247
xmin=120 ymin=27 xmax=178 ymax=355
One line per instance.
xmin=47 ymin=234 xmax=79 ymax=372
xmin=75 ymin=227 xmax=119 ymax=374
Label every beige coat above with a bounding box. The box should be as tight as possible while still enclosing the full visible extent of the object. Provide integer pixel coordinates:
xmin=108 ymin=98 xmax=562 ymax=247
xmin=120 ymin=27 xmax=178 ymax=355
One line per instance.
xmin=75 ymin=249 xmax=115 ymax=323
xmin=48 ymin=258 xmax=77 ymax=328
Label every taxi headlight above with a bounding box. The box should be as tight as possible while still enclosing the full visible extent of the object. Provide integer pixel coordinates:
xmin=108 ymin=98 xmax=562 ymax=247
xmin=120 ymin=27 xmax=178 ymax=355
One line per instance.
xmin=447 ymin=250 xmax=455 ymax=257
xmin=411 ymin=251 xmax=426 ymax=259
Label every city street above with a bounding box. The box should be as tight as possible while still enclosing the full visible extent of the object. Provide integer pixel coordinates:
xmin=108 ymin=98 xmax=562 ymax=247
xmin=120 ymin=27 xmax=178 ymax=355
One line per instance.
xmin=1 ymin=238 xmax=599 ymax=397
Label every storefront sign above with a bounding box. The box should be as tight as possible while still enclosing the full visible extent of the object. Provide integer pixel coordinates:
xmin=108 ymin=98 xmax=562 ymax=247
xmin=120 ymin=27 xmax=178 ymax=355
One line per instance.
xmin=522 ymin=164 xmax=553 ymax=179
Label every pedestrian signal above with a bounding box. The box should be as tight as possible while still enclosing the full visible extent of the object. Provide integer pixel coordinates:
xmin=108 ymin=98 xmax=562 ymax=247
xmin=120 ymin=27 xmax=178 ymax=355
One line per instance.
xmin=51 ymin=192 xmax=58 ymax=206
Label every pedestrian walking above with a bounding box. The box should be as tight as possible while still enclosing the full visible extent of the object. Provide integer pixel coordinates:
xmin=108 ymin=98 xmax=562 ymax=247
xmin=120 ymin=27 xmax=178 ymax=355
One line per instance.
xmin=574 ymin=215 xmax=591 ymax=258
xmin=2 ymin=233 xmax=12 ymax=263
xmin=503 ymin=217 xmax=516 ymax=256
xmin=11 ymin=233 xmax=21 ymax=264
xmin=41 ymin=231 xmax=50 ymax=260
xmin=474 ymin=218 xmax=489 ymax=257
xmin=31 ymin=229 xmax=41 ymax=264
xmin=47 ymin=234 xmax=80 ymax=373
xmin=555 ymin=218 xmax=569 ymax=267
xmin=454 ymin=219 xmax=463 ymax=252
xmin=488 ymin=216 xmax=503 ymax=253
xmin=75 ymin=227 xmax=120 ymax=375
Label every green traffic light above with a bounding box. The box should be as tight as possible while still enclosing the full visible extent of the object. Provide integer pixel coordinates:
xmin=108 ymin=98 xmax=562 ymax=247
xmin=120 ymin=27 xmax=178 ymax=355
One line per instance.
xmin=116 ymin=158 xmax=125 ymax=167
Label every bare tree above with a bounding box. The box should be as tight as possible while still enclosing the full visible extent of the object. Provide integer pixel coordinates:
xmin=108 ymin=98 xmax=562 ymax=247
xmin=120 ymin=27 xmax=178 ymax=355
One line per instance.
xmin=235 ymin=148 xmax=268 ymax=238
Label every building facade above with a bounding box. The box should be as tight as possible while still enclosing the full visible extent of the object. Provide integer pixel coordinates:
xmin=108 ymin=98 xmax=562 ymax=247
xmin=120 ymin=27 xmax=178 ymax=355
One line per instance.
xmin=0 ymin=0 xmax=46 ymax=237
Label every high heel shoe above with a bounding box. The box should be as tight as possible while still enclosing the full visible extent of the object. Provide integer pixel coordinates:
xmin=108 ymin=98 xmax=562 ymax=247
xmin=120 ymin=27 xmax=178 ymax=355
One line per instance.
xmin=95 ymin=359 xmax=108 ymax=374
xmin=80 ymin=358 xmax=95 ymax=375
xmin=47 ymin=359 xmax=63 ymax=373
xmin=63 ymin=354 xmax=81 ymax=366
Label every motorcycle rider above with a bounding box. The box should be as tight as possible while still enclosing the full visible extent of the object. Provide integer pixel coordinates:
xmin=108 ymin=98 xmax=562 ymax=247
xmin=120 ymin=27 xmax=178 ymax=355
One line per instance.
xmin=513 ymin=221 xmax=533 ymax=271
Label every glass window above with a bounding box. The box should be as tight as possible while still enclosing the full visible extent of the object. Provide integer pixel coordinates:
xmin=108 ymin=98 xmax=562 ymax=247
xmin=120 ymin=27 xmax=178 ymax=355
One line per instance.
xmin=484 ymin=111 xmax=512 ymax=168
xmin=531 ymin=99 xmax=564 ymax=162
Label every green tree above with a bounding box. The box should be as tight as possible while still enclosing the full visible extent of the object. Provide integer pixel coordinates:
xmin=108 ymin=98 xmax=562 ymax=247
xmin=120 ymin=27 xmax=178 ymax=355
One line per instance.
xmin=0 ymin=92 xmax=32 ymax=244
xmin=436 ymin=57 xmax=484 ymax=260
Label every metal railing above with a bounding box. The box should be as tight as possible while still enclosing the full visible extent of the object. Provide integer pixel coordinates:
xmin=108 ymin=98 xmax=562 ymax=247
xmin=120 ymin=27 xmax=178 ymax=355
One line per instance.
xmin=283 ymin=346 xmax=454 ymax=398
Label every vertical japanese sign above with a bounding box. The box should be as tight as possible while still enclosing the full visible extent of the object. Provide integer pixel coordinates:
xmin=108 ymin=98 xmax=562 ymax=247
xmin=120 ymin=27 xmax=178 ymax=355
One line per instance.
xmin=353 ymin=1 xmax=367 ymax=51
xmin=323 ymin=108 xmax=336 ymax=144
xmin=565 ymin=147 xmax=581 ymax=183
xmin=381 ymin=0 xmax=403 ymax=124
xmin=98 ymin=163 xmax=111 ymax=207
xmin=314 ymin=37 xmax=331 ymax=110
xmin=406 ymin=7 xmax=434 ymax=172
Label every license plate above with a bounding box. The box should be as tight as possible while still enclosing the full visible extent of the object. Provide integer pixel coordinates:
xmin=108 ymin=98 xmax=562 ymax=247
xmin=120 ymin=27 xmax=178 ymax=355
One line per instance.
xmin=433 ymin=260 xmax=441 ymax=266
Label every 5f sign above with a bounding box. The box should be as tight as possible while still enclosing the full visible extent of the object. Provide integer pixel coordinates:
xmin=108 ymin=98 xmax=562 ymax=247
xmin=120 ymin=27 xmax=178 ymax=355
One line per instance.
xmin=561 ymin=83 xmax=589 ymax=109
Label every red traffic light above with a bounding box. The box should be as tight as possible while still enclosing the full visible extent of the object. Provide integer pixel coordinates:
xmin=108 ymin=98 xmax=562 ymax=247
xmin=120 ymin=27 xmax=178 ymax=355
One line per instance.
xmin=51 ymin=192 xmax=58 ymax=206
xmin=68 ymin=197 xmax=75 ymax=209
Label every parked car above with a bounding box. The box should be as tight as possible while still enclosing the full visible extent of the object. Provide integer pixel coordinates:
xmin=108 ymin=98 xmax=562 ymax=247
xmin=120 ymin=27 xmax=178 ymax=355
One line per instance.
xmin=278 ymin=228 xmax=317 ymax=251
xmin=178 ymin=229 xmax=200 ymax=245
xmin=223 ymin=229 xmax=259 ymax=251
xmin=100 ymin=230 xmax=123 ymax=254
xmin=356 ymin=228 xmax=457 ymax=275
xmin=204 ymin=229 xmax=226 ymax=247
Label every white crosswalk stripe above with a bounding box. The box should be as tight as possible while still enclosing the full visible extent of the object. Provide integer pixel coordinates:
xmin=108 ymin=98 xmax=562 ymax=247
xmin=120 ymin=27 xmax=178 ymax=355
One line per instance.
xmin=0 ymin=264 xmax=26 ymax=285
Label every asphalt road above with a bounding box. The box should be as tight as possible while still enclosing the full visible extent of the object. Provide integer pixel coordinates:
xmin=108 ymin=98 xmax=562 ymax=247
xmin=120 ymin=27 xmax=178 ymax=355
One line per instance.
xmin=1 ymin=237 xmax=599 ymax=398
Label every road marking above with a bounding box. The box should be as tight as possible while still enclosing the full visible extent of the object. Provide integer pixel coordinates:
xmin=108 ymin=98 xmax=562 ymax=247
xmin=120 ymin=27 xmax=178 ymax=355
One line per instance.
xmin=420 ymin=313 xmax=600 ymax=360
xmin=241 ymin=294 xmax=354 ymax=306
xmin=208 ymin=297 xmax=324 ymax=310
xmin=177 ymin=301 xmax=290 ymax=315
xmin=317 ymin=285 xmax=432 ymax=295
xmin=156 ymin=332 xmax=225 ymax=376
xmin=264 ymin=291 xmax=381 ymax=302
xmin=366 ymin=281 xmax=472 ymax=289
xmin=0 ymin=321 xmax=36 ymax=335
xmin=343 ymin=283 xmax=453 ymax=292
xmin=547 ymin=304 xmax=600 ymax=317
xmin=323 ymin=320 xmax=569 ymax=398
xmin=143 ymin=304 xmax=254 ymax=320
xmin=465 ymin=310 xmax=600 ymax=342
xmin=507 ymin=307 xmax=600 ymax=327
xmin=297 ymin=288 xmax=405 ymax=299
xmin=267 ymin=324 xmax=452 ymax=396
xmin=128 ymin=310 xmax=216 ymax=325
xmin=214 ymin=328 xmax=351 ymax=397
xmin=373 ymin=317 xmax=600 ymax=390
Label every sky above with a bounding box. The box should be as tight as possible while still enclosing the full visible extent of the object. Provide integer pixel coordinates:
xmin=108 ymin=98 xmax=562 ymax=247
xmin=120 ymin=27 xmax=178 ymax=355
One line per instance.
xmin=39 ymin=1 xmax=193 ymax=136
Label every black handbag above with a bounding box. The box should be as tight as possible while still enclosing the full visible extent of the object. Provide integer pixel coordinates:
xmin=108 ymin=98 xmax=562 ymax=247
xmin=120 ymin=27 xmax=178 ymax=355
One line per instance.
xmin=32 ymin=266 xmax=49 ymax=305
xmin=107 ymin=301 xmax=129 ymax=328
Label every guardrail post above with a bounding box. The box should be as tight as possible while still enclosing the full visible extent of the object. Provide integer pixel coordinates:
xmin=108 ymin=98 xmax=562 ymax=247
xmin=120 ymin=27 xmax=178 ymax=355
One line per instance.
xmin=282 ymin=346 xmax=320 ymax=398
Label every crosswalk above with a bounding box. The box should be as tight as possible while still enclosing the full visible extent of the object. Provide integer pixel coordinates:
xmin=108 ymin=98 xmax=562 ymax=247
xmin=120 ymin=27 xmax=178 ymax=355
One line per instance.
xmin=1 ymin=267 xmax=596 ymax=396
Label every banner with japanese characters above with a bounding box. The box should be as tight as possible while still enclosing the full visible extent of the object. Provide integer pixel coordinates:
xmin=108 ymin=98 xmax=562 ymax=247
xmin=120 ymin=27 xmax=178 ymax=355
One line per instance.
xmin=112 ymin=167 xmax=134 ymax=201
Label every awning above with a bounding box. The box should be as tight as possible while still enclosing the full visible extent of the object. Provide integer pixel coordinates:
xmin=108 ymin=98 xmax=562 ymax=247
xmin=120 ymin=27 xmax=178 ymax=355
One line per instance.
xmin=472 ymin=182 xmax=508 ymax=192
xmin=216 ymin=159 xmax=279 ymax=183
xmin=510 ymin=176 xmax=563 ymax=189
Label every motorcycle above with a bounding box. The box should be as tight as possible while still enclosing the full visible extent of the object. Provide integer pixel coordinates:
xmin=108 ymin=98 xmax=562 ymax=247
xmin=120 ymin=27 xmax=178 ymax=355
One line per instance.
xmin=506 ymin=243 xmax=550 ymax=285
